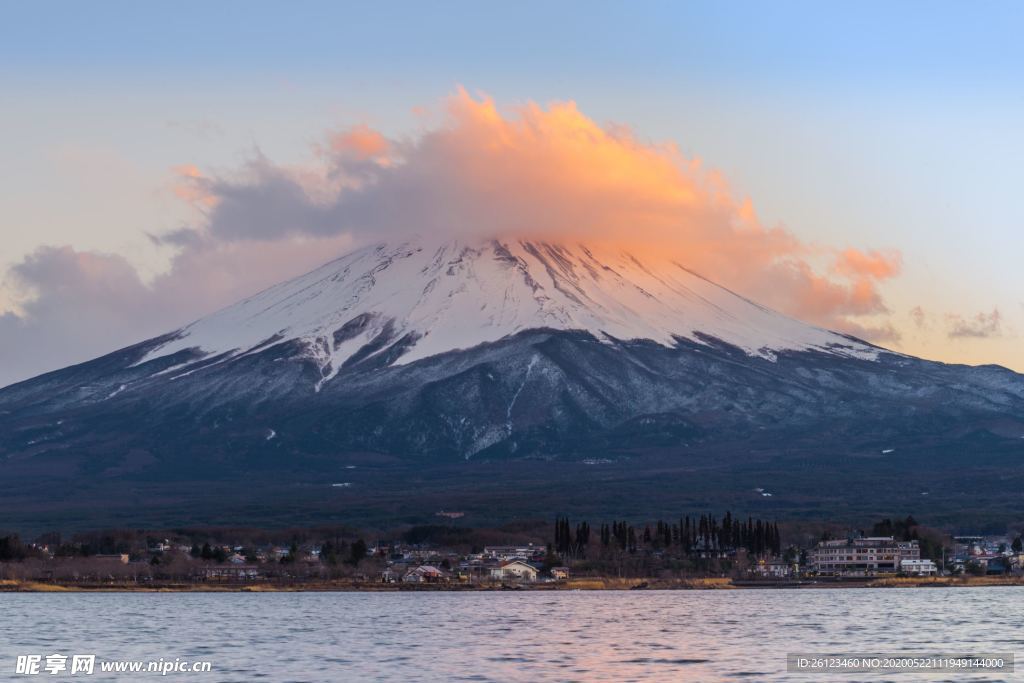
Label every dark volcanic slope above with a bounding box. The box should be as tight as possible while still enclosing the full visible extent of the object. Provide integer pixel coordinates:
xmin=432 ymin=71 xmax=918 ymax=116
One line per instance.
xmin=1 ymin=327 xmax=1023 ymax=531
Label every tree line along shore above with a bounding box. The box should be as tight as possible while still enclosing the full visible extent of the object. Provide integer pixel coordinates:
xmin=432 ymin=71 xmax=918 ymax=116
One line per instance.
xmin=2 ymin=513 xmax=1022 ymax=591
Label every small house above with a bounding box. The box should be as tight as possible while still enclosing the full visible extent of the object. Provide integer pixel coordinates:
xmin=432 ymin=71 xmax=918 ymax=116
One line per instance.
xmin=490 ymin=560 xmax=538 ymax=582
xmin=402 ymin=565 xmax=448 ymax=583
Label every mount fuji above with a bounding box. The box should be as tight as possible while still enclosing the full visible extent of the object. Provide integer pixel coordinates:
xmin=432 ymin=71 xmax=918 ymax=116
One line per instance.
xmin=2 ymin=237 xmax=1023 ymax=530
xmin=137 ymin=238 xmax=880 ymax=383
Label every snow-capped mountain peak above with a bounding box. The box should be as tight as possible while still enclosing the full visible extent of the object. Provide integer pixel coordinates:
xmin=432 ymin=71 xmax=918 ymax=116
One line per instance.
xmin=142 ymin=237 xmax=879 ymax=386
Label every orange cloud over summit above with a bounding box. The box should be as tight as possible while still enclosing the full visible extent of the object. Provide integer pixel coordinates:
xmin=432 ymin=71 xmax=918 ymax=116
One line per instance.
xmin=835 ymin=248 xmax=902 ymax=280
xmin=170 ymin=88 xmax=901 ymax=341
xmin=171 ymin=164 xmax=218 ymax=208
xmin=325 ymin=124 xmax=391 ymax=162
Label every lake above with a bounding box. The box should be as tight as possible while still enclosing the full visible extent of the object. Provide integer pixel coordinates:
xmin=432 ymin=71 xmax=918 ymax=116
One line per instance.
xmin=1 ymin=588 xmax=1019 ymax=681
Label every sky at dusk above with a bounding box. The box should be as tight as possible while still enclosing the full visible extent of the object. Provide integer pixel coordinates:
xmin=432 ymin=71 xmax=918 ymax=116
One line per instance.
xmin=2 ymin=1 xmax=1023 ymax=386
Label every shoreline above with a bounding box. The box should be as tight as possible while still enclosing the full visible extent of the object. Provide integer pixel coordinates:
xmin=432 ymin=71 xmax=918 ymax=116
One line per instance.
xmin=4 ymin=576 xmax=1023 ymax=593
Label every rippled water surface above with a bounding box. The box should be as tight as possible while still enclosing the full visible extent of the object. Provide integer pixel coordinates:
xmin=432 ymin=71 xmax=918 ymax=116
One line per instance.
xmin=2 ymin=588 xmax=1021 ymax=681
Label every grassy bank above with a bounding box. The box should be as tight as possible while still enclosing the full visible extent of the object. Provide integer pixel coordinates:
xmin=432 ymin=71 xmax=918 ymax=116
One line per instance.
xmin=4 ymin=575 xmax=1023 ymax=592
xmin=866 ymin=575 xmax=1024 ymax=588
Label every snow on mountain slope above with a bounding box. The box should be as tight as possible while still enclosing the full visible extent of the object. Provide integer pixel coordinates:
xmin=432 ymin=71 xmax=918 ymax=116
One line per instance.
xmin=141 ymin=237 xmax=881 ymax=386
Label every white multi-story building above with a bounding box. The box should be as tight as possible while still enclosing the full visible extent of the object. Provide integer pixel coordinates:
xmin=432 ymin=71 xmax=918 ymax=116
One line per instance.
xmin=899 ymin=559 xmax=937 ymax=575
xmin=809 ymin=537 xmax=919 ymax=576
xmin=483 ymin=545 xmax=538 ymax=561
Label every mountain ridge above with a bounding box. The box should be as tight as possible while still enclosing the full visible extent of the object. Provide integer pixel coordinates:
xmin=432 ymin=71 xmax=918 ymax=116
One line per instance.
xmin=1 ymin=236 xmax=1023 ymax=530
xmin=130 ymin=236 xmax=882 ymax=395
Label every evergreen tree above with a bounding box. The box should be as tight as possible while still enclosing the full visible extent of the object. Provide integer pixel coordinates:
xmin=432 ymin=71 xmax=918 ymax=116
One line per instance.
xmin=348 ymin=539 xmax=368 ymax=566
xmin=554 ymin=517 xmax=572 ymax=555
xmin=543 ymin=543 xmax=557 ymax=570
xmin=575 ymin=521 xmax=590 ymax=549
xmin=614 ymin=521 xmax=628 ymax=550
xmin=872 ymin=518 xmax=894 ymax=537
xmin=0 ymin=535 xmax=26 ymax=561
xmin=280 ymin=542 xmax=298 ymax=564
xmin=321 ymin=540 xmax=339 ymax=565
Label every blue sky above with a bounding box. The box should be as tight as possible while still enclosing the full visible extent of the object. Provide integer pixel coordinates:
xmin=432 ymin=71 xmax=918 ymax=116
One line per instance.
xmin=1 ymin=1 xmax=1022 ymax=382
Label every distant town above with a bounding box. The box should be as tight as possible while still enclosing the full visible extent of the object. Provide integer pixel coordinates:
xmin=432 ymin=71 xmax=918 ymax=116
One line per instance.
xmin=2 ymin=514 xmax=1023 ymax=590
